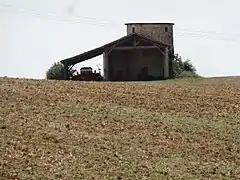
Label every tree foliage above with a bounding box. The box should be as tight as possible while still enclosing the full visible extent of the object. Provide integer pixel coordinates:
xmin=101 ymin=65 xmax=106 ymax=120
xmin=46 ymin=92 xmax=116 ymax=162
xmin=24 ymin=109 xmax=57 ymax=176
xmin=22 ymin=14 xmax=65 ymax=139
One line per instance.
xmin=172 ymin=53 xmax=200 ymax=78
xmin=46 ymin=62 xmax=76 ymax=80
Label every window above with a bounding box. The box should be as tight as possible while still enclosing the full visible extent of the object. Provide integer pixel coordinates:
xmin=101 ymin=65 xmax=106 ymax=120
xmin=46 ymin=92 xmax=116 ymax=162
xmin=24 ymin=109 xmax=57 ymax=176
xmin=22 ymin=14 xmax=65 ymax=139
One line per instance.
xmin=165 ymin=27 xmax=168 ymax=32
xmin=132 ymin=27 xmax=135 ymax=33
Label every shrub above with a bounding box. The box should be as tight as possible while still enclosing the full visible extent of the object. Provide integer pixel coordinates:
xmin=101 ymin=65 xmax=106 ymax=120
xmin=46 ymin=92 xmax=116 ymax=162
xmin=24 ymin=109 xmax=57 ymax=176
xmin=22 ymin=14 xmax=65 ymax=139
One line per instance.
xmin=178 ymin=71 xmax=200 ymax=78
xmin=173 ymin=54 xmax=200 ymax=78
xmin=46 ymin=62 xmax=76 ymax=80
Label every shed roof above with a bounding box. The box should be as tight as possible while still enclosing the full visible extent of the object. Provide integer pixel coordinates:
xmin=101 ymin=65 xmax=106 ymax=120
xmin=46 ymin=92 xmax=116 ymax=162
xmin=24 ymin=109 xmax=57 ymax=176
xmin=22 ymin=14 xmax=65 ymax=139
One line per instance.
xmin=60 ymin=33 xmax=170 ymax=66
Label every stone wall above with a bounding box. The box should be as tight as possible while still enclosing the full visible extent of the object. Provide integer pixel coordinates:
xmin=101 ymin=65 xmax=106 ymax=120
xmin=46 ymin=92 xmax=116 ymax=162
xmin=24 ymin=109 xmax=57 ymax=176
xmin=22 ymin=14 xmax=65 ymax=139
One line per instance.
xmin=126 ymin=23 xmax=174 ymax=48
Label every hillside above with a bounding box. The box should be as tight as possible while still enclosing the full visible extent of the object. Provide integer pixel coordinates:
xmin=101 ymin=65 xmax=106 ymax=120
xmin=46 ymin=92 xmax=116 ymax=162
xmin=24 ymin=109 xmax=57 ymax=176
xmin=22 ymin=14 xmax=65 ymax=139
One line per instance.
xmin=0 ymin=77 xmax=240 ymax=179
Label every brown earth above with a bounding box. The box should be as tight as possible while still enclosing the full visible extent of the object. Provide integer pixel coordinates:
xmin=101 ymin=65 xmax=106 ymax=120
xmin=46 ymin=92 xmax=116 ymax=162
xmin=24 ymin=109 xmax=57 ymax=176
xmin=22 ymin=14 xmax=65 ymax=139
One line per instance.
xmin=0 ymin=77 xmax=240 ymax=179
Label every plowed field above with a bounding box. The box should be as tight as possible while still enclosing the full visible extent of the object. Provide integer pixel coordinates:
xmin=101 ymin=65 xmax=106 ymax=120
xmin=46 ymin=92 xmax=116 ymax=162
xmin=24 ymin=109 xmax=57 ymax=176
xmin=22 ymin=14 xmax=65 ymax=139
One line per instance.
xmin=0 ymin=77 xmax=240 ymax=179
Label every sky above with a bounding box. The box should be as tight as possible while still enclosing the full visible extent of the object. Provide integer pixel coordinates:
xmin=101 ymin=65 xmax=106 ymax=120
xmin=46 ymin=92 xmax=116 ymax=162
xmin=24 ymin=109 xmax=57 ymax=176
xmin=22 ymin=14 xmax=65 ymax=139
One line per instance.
xmin=0 ymin=0 xmax=240 ymax=79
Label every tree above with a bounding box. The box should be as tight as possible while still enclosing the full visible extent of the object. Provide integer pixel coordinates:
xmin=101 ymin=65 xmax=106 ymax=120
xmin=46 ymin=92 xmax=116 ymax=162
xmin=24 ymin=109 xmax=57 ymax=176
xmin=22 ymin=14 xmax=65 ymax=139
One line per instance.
xmin=183 ymin=59 xmax=196 ymax=73
xmin=172 ymin=53 xmax=200 ymax=78
xmin=46 ymin=62 xmax=76 ymax=80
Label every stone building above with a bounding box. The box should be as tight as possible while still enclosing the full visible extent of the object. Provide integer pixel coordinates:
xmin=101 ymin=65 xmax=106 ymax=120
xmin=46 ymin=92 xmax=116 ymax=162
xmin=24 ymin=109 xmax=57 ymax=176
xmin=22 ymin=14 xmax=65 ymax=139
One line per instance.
xmin=61 ymin=22 xmax=175 ymax=81
xmin=125 ymin=23 xmax=174 ymax=47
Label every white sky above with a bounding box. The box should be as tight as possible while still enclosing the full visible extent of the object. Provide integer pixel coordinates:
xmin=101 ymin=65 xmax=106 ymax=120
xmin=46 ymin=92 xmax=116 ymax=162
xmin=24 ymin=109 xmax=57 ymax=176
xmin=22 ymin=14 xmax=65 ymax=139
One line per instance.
xmin=1 ymin=0 xmax=240 ymax=79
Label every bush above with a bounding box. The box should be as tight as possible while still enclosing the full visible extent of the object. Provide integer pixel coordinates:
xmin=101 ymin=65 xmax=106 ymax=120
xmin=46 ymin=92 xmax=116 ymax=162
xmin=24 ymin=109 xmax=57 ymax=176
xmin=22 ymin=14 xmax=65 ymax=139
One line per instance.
xmin=178 ymin=71 xmax=200 ymax=78
xmin=173 ymin=53 xmax=200 ymax=78
xmin=183 ymin=59 xmax=196 ymax=73
xmin=46 ymin=62 xmax=76 ymax=80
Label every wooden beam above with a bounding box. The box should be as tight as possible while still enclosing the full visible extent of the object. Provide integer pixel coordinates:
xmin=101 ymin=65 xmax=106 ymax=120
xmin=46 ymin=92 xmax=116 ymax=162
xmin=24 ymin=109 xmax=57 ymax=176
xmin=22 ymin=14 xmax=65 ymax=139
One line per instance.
xmin=112 ymin=46 xmax=158 ymax=50
xmin=68 ymin=64 xmax=74 ymax=70
xmin=133 ymin=37 xmax=140 ymax=46
xmin=106 ymin=41 xmax=121 ymax=55
xmin=106 ymin=38 xmax=133 ymax=55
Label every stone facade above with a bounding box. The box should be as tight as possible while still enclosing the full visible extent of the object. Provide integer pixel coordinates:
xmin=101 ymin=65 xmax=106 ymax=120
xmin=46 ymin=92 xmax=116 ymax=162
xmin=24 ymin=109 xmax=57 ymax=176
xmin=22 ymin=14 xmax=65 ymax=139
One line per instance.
xmin=125 ymin=23 xmax=174 ymax=49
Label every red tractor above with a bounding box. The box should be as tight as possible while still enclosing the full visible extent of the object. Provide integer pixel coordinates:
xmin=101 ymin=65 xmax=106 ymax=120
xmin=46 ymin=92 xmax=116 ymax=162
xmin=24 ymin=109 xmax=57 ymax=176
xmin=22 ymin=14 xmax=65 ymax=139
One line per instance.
xmin=71 ymin=67 xmax=103 ymax=81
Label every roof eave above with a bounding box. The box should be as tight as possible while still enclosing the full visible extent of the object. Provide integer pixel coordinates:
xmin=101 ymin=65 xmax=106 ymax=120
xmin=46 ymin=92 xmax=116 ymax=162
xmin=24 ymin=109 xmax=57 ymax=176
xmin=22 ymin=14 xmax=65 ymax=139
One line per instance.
xmin=60 ymin=33 xmax=170 ymax=65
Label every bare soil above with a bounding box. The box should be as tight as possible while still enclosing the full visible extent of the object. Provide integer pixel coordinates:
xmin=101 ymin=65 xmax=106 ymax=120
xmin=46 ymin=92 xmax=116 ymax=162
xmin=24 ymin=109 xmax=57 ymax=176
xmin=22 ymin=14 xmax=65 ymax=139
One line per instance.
xmin=0 ymin=77 xmax=240 ymax=179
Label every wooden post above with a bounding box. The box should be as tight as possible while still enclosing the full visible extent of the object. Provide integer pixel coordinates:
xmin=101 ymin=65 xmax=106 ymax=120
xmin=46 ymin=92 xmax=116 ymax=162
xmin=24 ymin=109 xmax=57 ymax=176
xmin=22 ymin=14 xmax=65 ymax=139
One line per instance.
xmin=63 ymin=62 xmax=69 ymax=80
xmin=103 ymin=51 xmax=109 ymax=81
